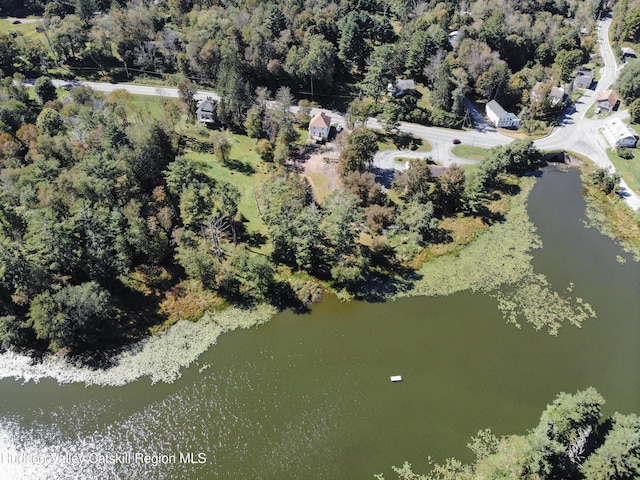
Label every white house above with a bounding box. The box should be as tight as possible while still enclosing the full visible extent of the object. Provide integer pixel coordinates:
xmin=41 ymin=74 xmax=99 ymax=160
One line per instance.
xmin=308 ymin=112 xmax=331 ymax=141
xmin=601 ymin=118 xmax=639 ymax=148
xmin=485 ymin=100 xmax=520 ymax=128
xmin=196 ymin=97 xmax=217 ymax=124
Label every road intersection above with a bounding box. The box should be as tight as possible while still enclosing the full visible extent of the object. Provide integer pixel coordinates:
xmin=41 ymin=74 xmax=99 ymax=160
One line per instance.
xmin=50 ymin=14 xmax=639 ymax=209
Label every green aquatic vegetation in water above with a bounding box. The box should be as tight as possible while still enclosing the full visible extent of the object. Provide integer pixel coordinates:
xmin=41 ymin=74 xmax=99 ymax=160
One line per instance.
xmin=0 ymin=303 xmax=277 ymax=385
xmin=583 ymin=200 xmax=640 ymax=262
xmin=404 ymin=177 xmax=541 ymax=296
xmin=400 ymin=177 xmax=596 ymax=333
xmin=494 ymin=274 xmax=596 ymax=335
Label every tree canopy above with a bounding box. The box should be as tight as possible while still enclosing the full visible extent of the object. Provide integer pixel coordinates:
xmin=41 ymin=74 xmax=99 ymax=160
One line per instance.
xmin=378 ymin=389 xmax=640 ymax=480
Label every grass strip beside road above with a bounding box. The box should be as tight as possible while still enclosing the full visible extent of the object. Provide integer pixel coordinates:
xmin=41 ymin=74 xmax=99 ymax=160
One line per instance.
xmin=375 ymin=131 xmax=432 ymax=152
xmin=451 ymin=145 xmax=491 ymax=161
xmin=606 ymin=148 xmax=640 ymax=196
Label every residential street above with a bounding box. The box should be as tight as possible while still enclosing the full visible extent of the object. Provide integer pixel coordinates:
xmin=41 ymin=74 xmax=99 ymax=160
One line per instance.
xmin=49 ymin=13 xmax=639 ymax=209
xmin=533 ymin=15 xmax=640 ymax=209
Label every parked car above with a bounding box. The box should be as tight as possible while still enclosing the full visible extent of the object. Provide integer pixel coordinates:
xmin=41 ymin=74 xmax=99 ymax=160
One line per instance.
xmin=452 ymin=138 xmax=461 ymax=144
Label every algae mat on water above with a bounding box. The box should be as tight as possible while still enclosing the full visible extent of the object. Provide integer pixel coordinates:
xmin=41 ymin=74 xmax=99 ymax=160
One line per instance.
xmin=0 ymin=177 xmax=594 ymax=386
xmin=399 ymin=177 xmax=596 ymax=335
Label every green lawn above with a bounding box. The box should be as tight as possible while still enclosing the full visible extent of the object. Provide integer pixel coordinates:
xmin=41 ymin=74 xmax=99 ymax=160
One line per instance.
xmin=585 ymin=103 xmax=617 ymax=120
xmin=185 ymin=132 xmax=272 ymax=253
xmin=460 ymin=163 xmax=479 ymax=173
xmin=606 ymin=148 xmax=640 ymax=195
xmin=0 ymin=17 xmax=46 ymax=43
xmin=375 ymin=131 xmax=432 ymax=152
xmin=451 ymin=145 xmax=491 ymax=161
xmin=415 ymin=84 xmax=430 ymax=111
xmin=305 ymin=171 xmax=331 ymax=203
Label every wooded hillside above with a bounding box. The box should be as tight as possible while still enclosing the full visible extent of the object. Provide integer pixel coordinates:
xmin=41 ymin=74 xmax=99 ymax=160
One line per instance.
xmin=1 ymin=0 xmax=602 ymax=125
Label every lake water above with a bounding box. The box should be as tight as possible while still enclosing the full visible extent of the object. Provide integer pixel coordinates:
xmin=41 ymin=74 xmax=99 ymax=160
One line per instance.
xmin=0 ymin=167 xmax=638 ymax=479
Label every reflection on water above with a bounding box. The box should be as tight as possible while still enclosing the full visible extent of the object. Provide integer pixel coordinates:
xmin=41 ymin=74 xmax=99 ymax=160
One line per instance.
xmin=1 ymin=167 xmax=639 ymax=480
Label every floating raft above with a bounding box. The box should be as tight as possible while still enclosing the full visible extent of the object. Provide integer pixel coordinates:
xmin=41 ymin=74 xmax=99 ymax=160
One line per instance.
xmin=390 ymin=375 xmax=403 ymax=382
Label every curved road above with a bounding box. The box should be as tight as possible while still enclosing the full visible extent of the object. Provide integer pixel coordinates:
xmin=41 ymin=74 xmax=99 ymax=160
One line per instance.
xmin=533 ymin=16 xmax=640 ymax=209
xmin=50 ymin=14 xmax=638 ymax=209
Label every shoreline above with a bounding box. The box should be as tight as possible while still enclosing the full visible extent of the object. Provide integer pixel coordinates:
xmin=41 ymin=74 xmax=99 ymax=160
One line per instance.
xmin=0 ymin=164 xmax=633 ymax=386
xmin=0 ymin=304 xmax=276 ymax=386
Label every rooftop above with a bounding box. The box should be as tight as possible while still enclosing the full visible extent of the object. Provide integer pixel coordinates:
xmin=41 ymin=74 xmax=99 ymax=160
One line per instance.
xmin=309 ymin=112 xmax=331 ymax=129
xmin=602 ymin=118 xmax=638 ymax=142
xmin=486 ymin=99 xmax=508 ymax=117
xmin=197 ymin=97 xmax=217 ymax=113
xmin=396 ymin=79 xmax=416 ymax=91
xmin=597 ymin=89 xmax=620 ymax=104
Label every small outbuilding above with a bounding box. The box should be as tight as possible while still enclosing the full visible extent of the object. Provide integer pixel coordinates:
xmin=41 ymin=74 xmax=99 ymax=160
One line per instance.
xmin=448 ymin=30 xmax=459 ymax=46
xmin=601 ymin=118 xmax=639 ymax=148
xmin=596 ymin=89 xmax=620 ymax=112
xmin=622 ymin=47 xmax=637 ymax=62
xmin=196 ymin=97 xmax=218 ymax=124
xmin=308 ymin=112 xmax=332 ymax=141
xmin=485 ymin=100 xmax=520 ymax=128
xmin=387 ymin=79 xmax=416 ymax=98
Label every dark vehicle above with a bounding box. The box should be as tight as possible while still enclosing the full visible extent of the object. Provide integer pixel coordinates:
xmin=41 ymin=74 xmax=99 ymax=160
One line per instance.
xmin=452 ymin=138 xmax=461 ymax=144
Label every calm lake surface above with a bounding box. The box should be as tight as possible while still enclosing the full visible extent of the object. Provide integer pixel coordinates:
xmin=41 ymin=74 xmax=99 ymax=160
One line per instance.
xmin=0 ymin=167 xmax=639 ymax=479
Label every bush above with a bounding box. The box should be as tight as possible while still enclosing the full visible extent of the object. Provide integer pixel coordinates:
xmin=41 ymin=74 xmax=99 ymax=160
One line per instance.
xmin=365 ymin=204 xmax=395 ymax=234
xmin=589 ymin=167 xmax=621 ymax=195
xmin=617 ymin=147 xmax=634 ymax=160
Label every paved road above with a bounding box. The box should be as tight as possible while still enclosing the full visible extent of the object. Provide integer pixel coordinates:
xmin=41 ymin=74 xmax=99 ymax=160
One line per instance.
xmin=533 ymin=16 xmax=640 ymax=209
xmin=48 ymin=15 xmax=639 ymax=209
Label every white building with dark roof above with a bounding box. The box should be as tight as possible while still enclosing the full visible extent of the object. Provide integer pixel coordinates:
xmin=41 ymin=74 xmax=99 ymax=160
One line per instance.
xmin=485 ymin=100 xmax=520 ymax=128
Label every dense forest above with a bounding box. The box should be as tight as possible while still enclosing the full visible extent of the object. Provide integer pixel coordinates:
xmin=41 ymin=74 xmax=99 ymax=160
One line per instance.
xmin=1 ymin=0 xmax=602 ymax=127
xmin=0 ymin=0 xmax=624 ymax=359
xmin=0 ymin=70 xmax=556 ymax=356
xmin=378 ymin=388 xmax=640 ymax=480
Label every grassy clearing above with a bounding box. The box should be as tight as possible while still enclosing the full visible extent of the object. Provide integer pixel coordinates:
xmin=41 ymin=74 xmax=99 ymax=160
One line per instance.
xmin=0 ymin=17 xmax=46 ymax=43
xmin=184 ymin=131 xmax=272 ymax=252
xmin=424 ymin=215 xmax=489 ymax=260
xmin=415 ymin=83 xmax=430 ymax=111
xmin=375 ymin=130 xmax=432 ymax=152
xmin=580 ymin=163 xmax=640 ymax=260
xmin=128 ymin=93 xmax=170 ymax=119
xmin=305 ymin=170 xmax=331 ymax=203
xmin=451 ymin=145 xmax=491 ymax=161
xmin=606 ymin=147 xmax=640 ymax=195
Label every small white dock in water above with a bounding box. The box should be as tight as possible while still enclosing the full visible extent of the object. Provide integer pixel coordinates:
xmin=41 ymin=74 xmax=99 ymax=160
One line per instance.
xmin=390 ymin=375 xmax=403 ymax=382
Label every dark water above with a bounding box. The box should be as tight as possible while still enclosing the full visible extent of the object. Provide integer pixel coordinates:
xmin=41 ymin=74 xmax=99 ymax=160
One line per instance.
xmin=0 ymin=167 xmax=638 ymax=479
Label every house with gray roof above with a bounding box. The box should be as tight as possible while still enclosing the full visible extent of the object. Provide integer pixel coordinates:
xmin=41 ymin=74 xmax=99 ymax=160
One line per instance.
xmin=485 ymin=100 xmax=520 ymax=128
xmin=196 ymin=97 xmax=218 ymax=124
